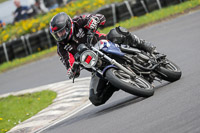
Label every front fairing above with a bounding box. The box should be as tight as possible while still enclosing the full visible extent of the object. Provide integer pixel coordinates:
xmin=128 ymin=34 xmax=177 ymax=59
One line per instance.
xmin=94 ymin=40 xmax=125 ymax=57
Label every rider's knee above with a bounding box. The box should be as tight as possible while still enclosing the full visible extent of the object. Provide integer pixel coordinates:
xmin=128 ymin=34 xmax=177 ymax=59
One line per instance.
xmin=107 ymin=26 xmax=130 ymax=44
xmin=107 ymin=27 xmax=125 ymax=44
xmin=89 ymin=95 xmax=105 ymax=106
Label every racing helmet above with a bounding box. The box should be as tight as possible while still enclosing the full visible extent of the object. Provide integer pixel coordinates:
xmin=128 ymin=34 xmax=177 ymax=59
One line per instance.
xmin=50 ymin=12 xmax=73 ymax=42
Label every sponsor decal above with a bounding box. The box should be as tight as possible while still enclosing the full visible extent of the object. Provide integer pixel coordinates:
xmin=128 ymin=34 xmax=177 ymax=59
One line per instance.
xmin=76 ymin=28 xmax=85 ymax=38
xmin=64 ymin=44 xmax=73 ymax=51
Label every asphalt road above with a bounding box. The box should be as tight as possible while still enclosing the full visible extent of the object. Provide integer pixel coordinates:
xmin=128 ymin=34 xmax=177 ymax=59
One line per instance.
xmin=0 ymin=54 xmax=90 ymax=95
xmin=42 ymin=10 xmax=200 ymax=133
xmin=0 ymin=9 xmax=200 ymax=133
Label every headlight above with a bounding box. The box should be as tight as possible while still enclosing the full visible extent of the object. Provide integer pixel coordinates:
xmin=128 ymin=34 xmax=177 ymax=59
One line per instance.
xmin=80 ymin=50 xmax=98 ymax=68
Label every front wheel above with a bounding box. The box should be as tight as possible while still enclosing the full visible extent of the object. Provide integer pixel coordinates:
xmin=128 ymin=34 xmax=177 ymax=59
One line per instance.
xmin=105 ymin=68 xmax=154 ymax=97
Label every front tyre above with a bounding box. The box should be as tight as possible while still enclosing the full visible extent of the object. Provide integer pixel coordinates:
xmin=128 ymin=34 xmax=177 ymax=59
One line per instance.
xmin=105 ymin=68 xmax=154 ymax=97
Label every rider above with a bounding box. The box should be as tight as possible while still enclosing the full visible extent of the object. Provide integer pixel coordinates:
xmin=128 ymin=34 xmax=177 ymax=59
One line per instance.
xmin=50 ymin=12 xmax=157 ymax=106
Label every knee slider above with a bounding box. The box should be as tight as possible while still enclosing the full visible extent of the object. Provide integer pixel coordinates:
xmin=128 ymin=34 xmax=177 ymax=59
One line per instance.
xmin=89 ymin=96 xmax=103 ymax=106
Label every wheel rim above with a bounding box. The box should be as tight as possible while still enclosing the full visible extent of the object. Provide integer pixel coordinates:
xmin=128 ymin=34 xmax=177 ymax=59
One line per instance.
xmin=112 ymin=70 xmax=151 ymax=90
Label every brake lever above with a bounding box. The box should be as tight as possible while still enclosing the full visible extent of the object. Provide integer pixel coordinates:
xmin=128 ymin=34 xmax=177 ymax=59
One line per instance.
xmin=72 ymin=70 xmax=76 ymax=83
xmin=71 ymin=62 xmax=80 ymax=83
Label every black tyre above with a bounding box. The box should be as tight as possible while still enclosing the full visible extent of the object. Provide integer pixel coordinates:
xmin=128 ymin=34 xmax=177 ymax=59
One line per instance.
xmin=156 ymin=59 xmax=182 ymax=82
xmin=105 ymin=68 xmax=154 ymax=97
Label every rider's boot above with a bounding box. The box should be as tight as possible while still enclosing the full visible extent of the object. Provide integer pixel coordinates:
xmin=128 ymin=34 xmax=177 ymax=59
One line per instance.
xmin=125 ymin=32 xmax=156 ymax=54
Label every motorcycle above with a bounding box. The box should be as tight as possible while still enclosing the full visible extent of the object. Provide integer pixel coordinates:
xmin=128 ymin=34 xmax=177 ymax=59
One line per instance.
xmin=71 ymin=28 xmax=182 ymax=97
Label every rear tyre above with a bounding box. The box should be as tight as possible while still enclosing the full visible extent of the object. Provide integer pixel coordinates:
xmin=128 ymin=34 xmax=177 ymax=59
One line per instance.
xmin=105 ymin=68 xmax=154 ymax=97
xmin=156 ymin=59 xmax=182 ymax=82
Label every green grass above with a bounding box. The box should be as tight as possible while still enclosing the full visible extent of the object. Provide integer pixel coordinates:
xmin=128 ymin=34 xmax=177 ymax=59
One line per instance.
xmin=0 ymin=0 xmax=200 ymax=73
xmin=0 ymin=90 xmax=57 ymax=133
xmin=0 ymin=0 xmax=7 ymax=4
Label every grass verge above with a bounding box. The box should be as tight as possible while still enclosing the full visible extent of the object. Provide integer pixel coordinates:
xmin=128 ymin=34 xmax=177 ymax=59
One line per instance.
xmin=0 ymin=90 xmax=57 ymax=133
xmin=0 ymin=0 xmax=7 ymax=4
xmin=0 ymin=0 xmax=200 ymax=73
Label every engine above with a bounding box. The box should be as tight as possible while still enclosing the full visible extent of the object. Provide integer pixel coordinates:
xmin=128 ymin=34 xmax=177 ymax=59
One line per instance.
xmin=135 ymin=53 xmax=150 ymax=67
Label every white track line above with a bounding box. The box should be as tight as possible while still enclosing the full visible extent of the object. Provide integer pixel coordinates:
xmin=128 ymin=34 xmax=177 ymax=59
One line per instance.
xmin=35 ymin=101 xmax=92 ymax=133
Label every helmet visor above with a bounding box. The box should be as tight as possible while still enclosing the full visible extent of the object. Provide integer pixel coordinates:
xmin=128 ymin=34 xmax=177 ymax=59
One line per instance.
xmin=51 ymin=26 xmax=70 ymax=41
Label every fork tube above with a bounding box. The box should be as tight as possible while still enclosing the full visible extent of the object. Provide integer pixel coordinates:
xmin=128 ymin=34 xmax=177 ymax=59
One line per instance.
xmin=110 ymin=59 xmax=136 ymax=78
xmin=91 ymin=47 xmax=112 ymax=62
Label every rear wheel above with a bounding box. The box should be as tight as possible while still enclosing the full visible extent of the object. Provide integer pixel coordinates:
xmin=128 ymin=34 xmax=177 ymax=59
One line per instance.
xmin=156 ymin=59 xmax=182 ymax=82
xmin=106 ymin=68 xmax=154 ymax=97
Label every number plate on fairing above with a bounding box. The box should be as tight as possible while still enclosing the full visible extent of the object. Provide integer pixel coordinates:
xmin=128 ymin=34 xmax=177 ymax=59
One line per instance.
xmin=80 ymin=50 xmax=98 ymax=68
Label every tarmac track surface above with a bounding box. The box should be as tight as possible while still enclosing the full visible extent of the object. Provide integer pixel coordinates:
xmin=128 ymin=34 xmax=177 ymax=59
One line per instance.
xmin=0 ymin=9 xmax=200 ymax=133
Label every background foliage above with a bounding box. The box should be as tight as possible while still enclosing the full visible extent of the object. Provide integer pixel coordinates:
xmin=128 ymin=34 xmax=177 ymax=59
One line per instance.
xmin=0 ymin=0 xmax=123 ymax=44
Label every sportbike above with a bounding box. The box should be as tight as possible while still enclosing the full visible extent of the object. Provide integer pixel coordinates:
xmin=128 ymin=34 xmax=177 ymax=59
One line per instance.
xmin=71 ymin=27 xmax=182 ymax=97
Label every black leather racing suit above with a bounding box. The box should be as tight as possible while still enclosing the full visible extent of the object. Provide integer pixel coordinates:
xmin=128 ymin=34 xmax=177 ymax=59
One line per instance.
xmin=57 ymin=14 xmax=155 ymax=106
xmin=57 ymin=14 xmax=106 ymax=70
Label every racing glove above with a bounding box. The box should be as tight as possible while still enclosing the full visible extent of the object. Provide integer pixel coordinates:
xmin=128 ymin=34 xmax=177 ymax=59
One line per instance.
xmin=67 ymin=63 xmax=80 ymax=79
xmin=67 ymin=68 xmax=74 ymax=79
xmin=85 ymin=16 xmax=100 ymax=30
